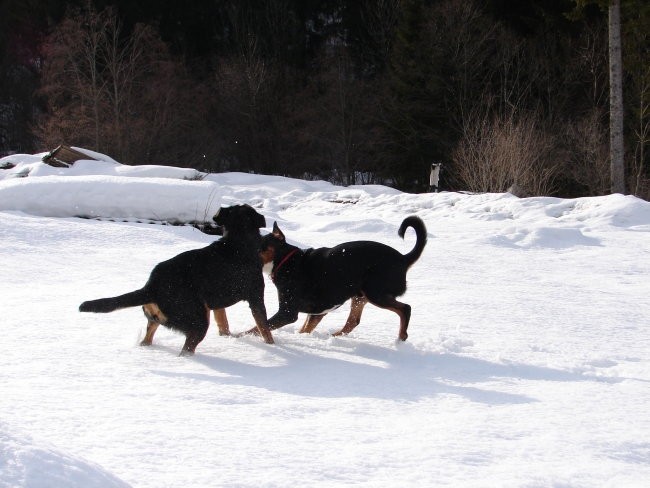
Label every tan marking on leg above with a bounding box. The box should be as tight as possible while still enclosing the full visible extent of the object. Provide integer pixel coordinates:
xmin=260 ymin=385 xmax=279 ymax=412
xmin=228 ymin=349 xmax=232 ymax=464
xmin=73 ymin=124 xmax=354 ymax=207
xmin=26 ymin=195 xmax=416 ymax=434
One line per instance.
xmin=256 ymin=322 xmax=274 ymax=344
xmin=333 ymin=296 xmax=368 ymax=336
xmin=250 ymin=308 xmax=274 ymax=345
xmin=213 ymin=308 xmax=231 ymax=336
xmin=140 ymin=320 xmax=160 ymax=346
xmin=142 ymin=303 xmax=168 ymax=324
xmin=365 ymin=297 xmax=411 ymax=341
xmin=390 ymin=301 xmax=411 ymax=341
xmin=299 ymin=314 xmax=325 ymax=334
xmin=141 ymin=303 xmax=167 ymax=346
xmin=386 ymin=307 xmax=408 ymax=341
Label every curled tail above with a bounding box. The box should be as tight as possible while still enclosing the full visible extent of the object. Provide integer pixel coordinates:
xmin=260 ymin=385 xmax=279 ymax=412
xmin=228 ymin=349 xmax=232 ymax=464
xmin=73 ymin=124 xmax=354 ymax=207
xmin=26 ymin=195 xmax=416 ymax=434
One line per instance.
xmin=79 ymin=288 xmax=150 ymax=313
xmin=398 ymin=216 xmax=427 ymax=268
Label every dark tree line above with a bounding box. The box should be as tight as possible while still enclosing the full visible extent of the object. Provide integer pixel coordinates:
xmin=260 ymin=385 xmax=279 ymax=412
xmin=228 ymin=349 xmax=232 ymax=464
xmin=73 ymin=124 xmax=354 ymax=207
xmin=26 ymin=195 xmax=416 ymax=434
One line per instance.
xmin=0 ymin=0 xmax=648 ymax=197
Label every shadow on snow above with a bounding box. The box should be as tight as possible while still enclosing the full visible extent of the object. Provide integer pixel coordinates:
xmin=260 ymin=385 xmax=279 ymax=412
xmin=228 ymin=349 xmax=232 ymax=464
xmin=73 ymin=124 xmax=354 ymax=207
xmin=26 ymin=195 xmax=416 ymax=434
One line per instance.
xmin=146 ymin=333 xmax=615 ymax=406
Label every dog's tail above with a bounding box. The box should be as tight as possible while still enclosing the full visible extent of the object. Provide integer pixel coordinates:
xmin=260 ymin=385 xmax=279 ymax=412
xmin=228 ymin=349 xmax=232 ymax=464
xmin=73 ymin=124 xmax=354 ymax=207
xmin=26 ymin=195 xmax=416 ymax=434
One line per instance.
xmin=79 ymin=288 xmax=150 ymax=313
xmin=398 ymin=216 xmax=427 ymax=268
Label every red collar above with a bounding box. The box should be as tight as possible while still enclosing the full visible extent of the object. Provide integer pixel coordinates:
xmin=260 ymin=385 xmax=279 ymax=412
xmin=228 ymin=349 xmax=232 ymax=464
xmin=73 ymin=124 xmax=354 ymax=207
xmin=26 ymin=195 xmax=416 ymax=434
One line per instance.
xmin=271 ymin=249 xmax=299 ymax=282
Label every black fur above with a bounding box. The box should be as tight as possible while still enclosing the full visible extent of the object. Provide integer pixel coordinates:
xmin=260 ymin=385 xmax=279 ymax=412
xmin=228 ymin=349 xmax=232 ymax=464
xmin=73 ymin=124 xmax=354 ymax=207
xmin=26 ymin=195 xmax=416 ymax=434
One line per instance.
xmin=79 ymin=204 xmax=274 ymax=354
xmin=254 ymin=216 xmax=427 ymax=341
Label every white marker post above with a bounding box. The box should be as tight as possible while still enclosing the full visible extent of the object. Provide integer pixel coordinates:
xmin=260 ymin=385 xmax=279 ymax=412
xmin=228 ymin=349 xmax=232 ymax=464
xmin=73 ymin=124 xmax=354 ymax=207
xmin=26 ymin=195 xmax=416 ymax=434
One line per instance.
xmin=429 ymin=163 xmax=441 ymax=192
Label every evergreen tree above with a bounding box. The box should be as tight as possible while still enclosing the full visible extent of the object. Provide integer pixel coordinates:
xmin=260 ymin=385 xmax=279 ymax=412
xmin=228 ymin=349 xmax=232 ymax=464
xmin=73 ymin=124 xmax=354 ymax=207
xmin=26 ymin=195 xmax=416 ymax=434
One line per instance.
xmin=382 ymin=0 xmax=450 ymax=190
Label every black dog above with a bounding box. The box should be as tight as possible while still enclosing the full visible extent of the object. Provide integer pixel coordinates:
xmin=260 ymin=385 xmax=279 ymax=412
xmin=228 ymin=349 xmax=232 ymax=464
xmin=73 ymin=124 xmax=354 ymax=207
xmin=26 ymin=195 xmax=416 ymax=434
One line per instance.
xmin=79 ymin=204 xmax=274 ymax=355
xmin=248 ymin=216 xmax=427 ymax=341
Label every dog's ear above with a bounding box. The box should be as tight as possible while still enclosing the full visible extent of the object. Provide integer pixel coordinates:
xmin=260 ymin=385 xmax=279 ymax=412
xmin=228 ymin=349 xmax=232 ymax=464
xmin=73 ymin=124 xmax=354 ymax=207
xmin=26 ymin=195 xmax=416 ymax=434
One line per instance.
xmin=272 ymin=222 xmax=285 ymax=241
xmin=243 ymin=205 xmax=265 ymax=228
xmin=213 ymin=206 xmax=230 ymax=225
xmin=256 ymin=212 xmax=266 ymax=229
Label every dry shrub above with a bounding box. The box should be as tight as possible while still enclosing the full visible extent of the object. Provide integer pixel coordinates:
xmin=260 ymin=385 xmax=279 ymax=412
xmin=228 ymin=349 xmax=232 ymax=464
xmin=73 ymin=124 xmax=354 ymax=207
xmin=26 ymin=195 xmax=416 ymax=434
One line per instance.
xmin=453 ymin=110 xmax=558 ymax=196
xmin=564 ymin=109 xmax=610 ymax=196
xmin=631 ymin=176 xmax=650 ymax=200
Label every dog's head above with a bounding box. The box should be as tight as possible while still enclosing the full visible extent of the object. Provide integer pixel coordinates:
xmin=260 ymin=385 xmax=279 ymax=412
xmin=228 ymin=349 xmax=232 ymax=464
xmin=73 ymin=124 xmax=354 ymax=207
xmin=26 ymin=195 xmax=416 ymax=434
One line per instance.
xmin=260 ymin=222 xmax=286 ymax=265
xmin=213 ymin=204 xmax=266 ymax=235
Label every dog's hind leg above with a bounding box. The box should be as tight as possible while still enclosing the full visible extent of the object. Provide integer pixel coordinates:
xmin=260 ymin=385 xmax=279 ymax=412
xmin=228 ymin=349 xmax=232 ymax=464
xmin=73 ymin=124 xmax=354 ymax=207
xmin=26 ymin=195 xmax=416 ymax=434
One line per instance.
xmin=180 ymin=324 xmax=209 ymax=356
xmin=365 ymin=293 xmax=411 ymax=341
xmin=141 ymin=303 xmax=167 ymax=346
xmin=213 ymin=308 xmax=230 ymax=336
xmin=299 ymin=314 xmax=325 ymax=334
xmin=179 ymin=308 xmax=211 ymax=356
xmin=140 ymin=320 xmax=159 ymax=346
xmin=395 ymin=301 xmax=411 ymax=341
xmin=332 ymin=295 xmax=368 ymax=337
xmin=180 ymin=331 xmax=207 ymax=356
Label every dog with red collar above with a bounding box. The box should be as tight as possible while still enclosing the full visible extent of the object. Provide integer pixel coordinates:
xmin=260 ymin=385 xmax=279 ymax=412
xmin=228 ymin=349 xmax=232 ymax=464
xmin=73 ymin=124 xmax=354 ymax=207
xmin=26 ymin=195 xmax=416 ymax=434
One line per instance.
xmin=249 ymin=216 xmax=427 ymax=341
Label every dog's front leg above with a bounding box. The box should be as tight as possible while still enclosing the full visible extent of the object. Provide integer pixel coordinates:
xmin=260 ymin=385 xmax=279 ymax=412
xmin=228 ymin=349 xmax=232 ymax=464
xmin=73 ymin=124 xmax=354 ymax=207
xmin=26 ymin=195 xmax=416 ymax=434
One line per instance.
xmin=238 ymin=307 xmax=298 ymax=337
xmin=249 ymin=301 xmax=274 ymax=344
xmin=299 ymin=314 xmax=325 ymax=334
xmin=244 ymin=276 xmax=274 ymax=344
xmin=268 ymin=307 xmax=299 ymax=330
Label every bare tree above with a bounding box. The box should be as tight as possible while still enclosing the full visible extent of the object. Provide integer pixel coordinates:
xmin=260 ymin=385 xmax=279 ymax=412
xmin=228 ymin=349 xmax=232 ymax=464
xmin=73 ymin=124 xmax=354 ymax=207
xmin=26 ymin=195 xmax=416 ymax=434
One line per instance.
xmin=275 ymin=45 xmax=374 ymax=184
xmin=577 ymin=22 xmax=609 ymax=109
xmin=432 ymin=0 xmax=499 ymax=126
xmin=631 ymin=69 xmax=649 ymax=197
xmin=623 ymin=2 xmax=650 ymax=198
xmin=38 ymin=5 xmax=211 ymax=166
xmin=209 ymin=5 xmax=285 ymax=174
xmin=38 ymin=8 xmax=110 ymax=151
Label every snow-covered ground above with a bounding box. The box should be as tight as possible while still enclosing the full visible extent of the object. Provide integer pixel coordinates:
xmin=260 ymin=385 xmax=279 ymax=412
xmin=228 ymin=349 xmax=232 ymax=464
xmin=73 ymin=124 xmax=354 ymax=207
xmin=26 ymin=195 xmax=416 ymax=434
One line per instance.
xmin=1 ymin=149 xmax=649 ymax=487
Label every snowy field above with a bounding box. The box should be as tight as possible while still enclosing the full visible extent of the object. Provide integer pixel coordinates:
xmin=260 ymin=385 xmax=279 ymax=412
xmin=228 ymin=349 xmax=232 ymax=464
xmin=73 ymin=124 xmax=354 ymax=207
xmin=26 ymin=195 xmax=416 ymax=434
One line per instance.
xmin=1 ymin=149 xmax=649 ymax=487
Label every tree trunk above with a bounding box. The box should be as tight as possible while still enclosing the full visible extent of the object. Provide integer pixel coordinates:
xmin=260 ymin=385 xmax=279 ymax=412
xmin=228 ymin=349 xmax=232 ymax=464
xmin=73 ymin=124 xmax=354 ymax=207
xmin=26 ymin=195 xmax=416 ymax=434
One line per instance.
xmin=608 ymin=0 xmax=625 ymax=194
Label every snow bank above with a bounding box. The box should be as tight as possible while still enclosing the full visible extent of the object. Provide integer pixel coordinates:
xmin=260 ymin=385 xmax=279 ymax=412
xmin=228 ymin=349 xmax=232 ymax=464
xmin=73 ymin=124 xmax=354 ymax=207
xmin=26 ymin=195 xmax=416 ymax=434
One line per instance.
xmin=0 ymin=175 xmax=223 ymax=222
xmin=2 ymin=150 xmax=649 ymax=237
xmin=0 ymin=424 xmax=131 ymax=488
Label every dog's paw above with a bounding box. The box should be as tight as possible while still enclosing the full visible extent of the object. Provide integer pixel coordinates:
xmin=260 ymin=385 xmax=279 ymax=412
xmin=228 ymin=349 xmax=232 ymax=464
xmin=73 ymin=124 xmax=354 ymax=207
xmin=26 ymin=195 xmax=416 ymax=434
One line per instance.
xmin=233 ymin=327 xmax=260 ymax=338
xmin=259 ymin=328 xmax=275 ymax=345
